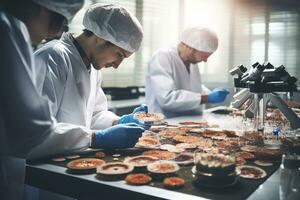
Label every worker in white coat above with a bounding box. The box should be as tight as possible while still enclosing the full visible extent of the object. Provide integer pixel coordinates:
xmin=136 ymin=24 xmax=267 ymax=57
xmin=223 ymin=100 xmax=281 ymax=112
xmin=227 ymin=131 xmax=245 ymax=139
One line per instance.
xmin=34 ymin=4 xmax=146 ymax=132
xmin=145 ymin=27 xmax=229 ymax=118
xmin=0 ymin=0 xmax=85 ymax=199
xmin=0 ymin=1 xmax=144 ymax=200
xmin=30 ymin=5 xmax=146 ymax=198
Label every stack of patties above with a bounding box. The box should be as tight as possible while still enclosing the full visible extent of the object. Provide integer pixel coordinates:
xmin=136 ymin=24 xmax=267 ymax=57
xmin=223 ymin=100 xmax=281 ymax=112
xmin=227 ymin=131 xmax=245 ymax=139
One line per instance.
xmin=196 ymin=153 xmax=236 ymax=175
xmin=193 ymin=153 xmax=237 ymax=187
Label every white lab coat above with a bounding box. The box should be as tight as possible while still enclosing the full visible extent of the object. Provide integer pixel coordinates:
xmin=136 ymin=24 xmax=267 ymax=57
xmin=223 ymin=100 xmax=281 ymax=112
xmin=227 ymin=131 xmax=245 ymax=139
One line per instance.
xmin=29 ymin=32 xmax=119 ymax=200
xmin=34 ymin=33 xmax=119 ymax=130
xmin=0 ymin=12 xmax=91 ymax=200
xmin=145 ymin=47 xmax=210 ymax=118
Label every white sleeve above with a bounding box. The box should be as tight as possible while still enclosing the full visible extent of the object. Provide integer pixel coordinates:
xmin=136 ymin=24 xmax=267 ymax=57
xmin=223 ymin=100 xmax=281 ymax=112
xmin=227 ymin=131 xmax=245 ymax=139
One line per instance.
xmin=27 ymin=119 xmax=92 ymax=160
xmin=148 ymin=53 xmax=202 ymax=112
xmin=201 ymin=84 xmax=211 ymax=94
xmin=90 ymin=73 xmax=119 ymax=130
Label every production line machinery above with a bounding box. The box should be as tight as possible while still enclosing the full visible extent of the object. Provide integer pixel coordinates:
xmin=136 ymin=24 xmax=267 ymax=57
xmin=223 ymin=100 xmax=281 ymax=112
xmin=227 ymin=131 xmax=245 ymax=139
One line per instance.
xmin=229 ymin=62 xmax=300 ymax=131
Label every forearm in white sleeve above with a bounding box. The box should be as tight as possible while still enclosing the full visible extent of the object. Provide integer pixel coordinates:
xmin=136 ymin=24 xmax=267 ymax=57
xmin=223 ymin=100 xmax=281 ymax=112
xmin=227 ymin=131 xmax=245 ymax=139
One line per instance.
xmin=27 ymin=119 xmax=92 ymax=160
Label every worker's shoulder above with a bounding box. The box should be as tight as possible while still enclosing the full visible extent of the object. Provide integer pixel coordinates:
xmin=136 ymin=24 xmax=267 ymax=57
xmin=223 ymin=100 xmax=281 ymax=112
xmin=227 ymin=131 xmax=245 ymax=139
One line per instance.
xmin=149 ymin=47 xmax=176 ymax=65
xmin=35 ymin=39 xmax=69 ymax=60
xmin=152 ymin=47 xmax=176 ymax=57
xmin=34 ymin=40 xmax=72 ymax=76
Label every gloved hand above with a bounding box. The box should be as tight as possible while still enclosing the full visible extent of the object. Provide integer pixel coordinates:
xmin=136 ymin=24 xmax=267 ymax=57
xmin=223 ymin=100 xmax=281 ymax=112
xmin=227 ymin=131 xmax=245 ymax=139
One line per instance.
xmin=207 ymin=88 xmax=229 ymax=103
xmin=94 ymin=123 xmax=144 ymax=149
xmin=118 ymin=104 xmax=148 ymax=125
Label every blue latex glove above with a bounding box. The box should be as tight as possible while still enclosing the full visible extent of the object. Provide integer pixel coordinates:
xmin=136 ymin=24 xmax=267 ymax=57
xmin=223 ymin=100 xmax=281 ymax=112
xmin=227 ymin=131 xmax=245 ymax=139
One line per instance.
xmin=118 ymin=104 xmax=148 ymax=126
xmin=208 ymin=88 xmax=229 ymax=104
xmin=94 ymin=123 xmax=144 ymax=149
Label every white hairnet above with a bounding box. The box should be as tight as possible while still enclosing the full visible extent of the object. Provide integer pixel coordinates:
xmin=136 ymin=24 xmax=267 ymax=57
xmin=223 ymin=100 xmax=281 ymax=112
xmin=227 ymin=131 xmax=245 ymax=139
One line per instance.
xmin=83 ymin=4 xmax=143 ymax=53
xmin=181 ymin=27 xmax=218 ymax=53
xmin=33 ymin=0 xmax=84 ymax=22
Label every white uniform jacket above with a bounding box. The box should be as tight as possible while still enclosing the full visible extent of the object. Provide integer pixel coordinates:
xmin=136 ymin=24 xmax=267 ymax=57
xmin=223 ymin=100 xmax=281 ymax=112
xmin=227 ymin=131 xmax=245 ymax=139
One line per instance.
xmin=34 ymin=33 xmax=119 ymax=130
xmin=145 ymin=47 xmax=210 ymax=118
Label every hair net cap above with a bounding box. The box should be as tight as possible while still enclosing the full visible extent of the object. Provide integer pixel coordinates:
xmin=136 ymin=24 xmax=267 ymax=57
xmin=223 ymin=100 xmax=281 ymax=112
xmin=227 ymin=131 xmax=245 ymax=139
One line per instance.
xmin=33 ymin=0 xmax=84 ymax=22
xmin=181 ymin=27 xmax=218 ymax=53
xmin=83 ymin=4 xmax=143 ymax=53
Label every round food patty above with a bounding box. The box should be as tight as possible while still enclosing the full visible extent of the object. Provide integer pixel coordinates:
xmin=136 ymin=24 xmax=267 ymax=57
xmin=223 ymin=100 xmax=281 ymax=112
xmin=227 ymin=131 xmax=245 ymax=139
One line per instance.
xmin=236 ymin=165 xmax=267 ymax=179
xmin=163 ymin=177 xmax=185 ymax=189
xmin=125 ymin=173 xmax=152 ymax=185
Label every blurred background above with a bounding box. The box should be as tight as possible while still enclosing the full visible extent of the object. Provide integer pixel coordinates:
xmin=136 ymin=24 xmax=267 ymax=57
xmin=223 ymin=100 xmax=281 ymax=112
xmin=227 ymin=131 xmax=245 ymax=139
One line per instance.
xmin=68 ymin=0 xmax=300 ymax=107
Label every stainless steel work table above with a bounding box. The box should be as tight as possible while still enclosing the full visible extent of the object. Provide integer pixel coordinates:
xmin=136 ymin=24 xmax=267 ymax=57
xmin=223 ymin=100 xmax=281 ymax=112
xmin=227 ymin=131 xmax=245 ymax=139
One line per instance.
xmin=25 ymin=113 xmax=286 ymax=200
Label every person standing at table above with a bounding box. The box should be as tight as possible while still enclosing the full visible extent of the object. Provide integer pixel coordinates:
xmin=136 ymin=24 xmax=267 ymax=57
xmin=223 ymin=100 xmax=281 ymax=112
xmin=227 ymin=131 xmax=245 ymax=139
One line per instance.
xmin=145 ymin=27 xmax=229 ymax=118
